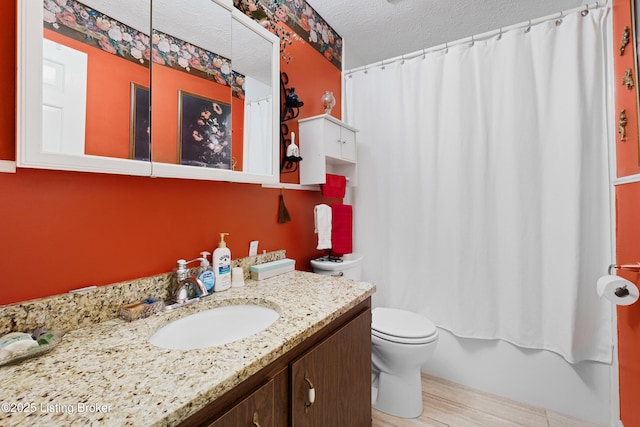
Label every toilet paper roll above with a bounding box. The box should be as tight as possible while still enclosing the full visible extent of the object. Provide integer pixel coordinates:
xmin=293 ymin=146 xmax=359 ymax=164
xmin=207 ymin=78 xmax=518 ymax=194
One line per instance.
xmin=596 ymin=275 xmax=639 ymax=306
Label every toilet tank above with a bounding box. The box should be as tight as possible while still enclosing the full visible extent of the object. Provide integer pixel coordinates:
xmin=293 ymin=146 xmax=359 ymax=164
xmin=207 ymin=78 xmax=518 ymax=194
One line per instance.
xmin=310 ymin=254 xmax=363 ymax=280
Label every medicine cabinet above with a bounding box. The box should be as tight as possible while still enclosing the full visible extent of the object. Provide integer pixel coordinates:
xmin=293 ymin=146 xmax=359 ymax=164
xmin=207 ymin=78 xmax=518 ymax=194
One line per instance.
xmin=298 ymin=114 xmax=358 ymax=186
xmin=17 ymin=0 xmax=279 ymax=184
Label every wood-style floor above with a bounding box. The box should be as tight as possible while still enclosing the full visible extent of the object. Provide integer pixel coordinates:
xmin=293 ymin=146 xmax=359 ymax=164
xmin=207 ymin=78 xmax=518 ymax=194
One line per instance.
xmin=372 ymin=374 xmax=605 ymax=427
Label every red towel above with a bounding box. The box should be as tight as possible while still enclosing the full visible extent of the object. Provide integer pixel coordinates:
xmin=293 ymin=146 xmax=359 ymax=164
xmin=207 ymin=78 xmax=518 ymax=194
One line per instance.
xmin=321 ymin=174 xmax=347 ymax=198
xmin=331 ymin=204 xmax=352 ymax=256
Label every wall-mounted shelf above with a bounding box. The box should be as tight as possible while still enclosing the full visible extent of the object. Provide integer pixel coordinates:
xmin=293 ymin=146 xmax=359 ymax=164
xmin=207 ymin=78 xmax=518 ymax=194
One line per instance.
xmin=262 ymin=183 xmax=320 ymax=191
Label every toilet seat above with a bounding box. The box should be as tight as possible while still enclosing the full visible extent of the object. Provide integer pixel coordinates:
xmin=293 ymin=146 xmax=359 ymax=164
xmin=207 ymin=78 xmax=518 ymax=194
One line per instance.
xmin=372 ymin=307 xmax=438 ymax=345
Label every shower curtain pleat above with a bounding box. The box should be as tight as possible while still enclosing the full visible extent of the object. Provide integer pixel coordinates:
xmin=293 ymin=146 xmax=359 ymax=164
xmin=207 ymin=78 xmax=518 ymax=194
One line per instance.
xmin=345 ymin=8 xmax=612 ymax=364
xmin=244 ymin=97 xmax=272 ymax=174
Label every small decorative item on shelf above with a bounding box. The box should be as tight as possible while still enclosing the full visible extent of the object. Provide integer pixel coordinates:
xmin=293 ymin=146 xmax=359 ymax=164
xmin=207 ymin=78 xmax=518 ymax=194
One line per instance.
xmin=281 ymin=131 xmax=303 ymax=173
xmin=321 ymin=91 xmax=336 ymax=114
xmin=280 ymin=72 xmax=304 ymax=173
xmin=285 ymin=88 xmax=304 ymax=108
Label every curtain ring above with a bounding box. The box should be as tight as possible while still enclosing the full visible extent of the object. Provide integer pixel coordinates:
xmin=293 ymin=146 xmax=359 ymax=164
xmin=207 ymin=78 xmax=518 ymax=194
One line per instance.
xmin=469 ymin=35 xmax=475 ymax=47
xmin=422 ymin=48 xmax=426 ymax=59
xmin=556 ymin=11 xmax=564 ymax=26
xmin=401 ymin=55 xmax=405 ymax=65
xmin=525 ymin=20 xmax=532 ymax=33
xmin=581 ymin=5 xmax=590 ymax=16
xmin=497 ymin=28 xmax=503 ymax=40
xmin=444 ymin=42 xmax=449 ymax=54
xmin=380 ymin=60 xmax=385 ymax=70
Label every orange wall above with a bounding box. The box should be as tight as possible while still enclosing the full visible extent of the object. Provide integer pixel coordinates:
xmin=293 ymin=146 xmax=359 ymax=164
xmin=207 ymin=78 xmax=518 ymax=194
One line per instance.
xmin=615 ymin=183 xmax=640 ymax=424
xmin=44 ymin=29 xmax=149 ymax=159
xmin=278 ymin=22 xmax=342 ymax=184
xmin=613 ymin=0 xmax=640 ymax=424
xmin=1 ymin=1 xmax=341 ymax=306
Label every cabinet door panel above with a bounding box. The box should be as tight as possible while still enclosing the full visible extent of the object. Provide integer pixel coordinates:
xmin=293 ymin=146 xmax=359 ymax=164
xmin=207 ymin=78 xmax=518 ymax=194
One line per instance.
xmin=324 ymin=119 xmax=343 ymax=160
xmin=291 ymin=309 xmax=372 ymax=426
xmin=340 ymin=128 xmax=357 ymax=162
xmin=209 ymin=379 xmax=274 ymax=427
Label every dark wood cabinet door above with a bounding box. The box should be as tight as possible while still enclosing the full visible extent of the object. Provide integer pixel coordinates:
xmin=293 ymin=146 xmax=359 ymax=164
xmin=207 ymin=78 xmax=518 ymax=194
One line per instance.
xmin=208 ymin=379 xmax=274 ymax=427
xmin=291 ymin=309 xmax=372 ymax=427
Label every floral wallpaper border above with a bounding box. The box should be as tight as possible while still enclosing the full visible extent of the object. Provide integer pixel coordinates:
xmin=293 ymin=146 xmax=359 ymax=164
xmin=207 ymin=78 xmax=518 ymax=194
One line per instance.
xmin=43 ymin=0 xmax=150 ymax=67
xmin=234 ymin=0 xmax=343 ymax=70
xmin=43 ymin=0 xmax=245 ymax=98
xmin=152 ymin=29 xmax=245 ymax=99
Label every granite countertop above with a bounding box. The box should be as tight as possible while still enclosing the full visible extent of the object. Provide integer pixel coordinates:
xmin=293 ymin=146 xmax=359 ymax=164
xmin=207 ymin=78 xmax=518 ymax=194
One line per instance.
xmin=0 ymin=271 xmax=375 ymax=426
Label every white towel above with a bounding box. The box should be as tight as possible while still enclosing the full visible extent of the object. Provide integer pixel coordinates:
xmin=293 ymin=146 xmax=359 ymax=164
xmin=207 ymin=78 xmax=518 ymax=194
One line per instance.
xmin=314 ymin=204 xmax=332 ymax=250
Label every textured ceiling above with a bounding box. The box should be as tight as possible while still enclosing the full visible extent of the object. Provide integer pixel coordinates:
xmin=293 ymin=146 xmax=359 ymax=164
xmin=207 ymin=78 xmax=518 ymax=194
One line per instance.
xmin=305 ymin=0 xmax=590 ymax=70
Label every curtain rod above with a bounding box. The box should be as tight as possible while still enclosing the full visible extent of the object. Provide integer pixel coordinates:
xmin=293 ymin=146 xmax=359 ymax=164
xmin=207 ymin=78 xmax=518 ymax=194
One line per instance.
xmin=247 ymin=95 xmax=272 ymax=104
xmin=345 ymin=0 xmax=607 ymax=76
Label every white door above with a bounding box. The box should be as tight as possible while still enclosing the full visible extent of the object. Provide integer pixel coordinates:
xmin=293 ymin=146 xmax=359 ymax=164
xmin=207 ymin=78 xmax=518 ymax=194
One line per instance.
xmin=42 ymin=38 xmax=88 ymax=155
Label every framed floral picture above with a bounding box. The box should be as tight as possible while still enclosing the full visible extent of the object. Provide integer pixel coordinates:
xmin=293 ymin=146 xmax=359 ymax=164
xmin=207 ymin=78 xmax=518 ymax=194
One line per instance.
xmin=178 ymin=91 xmax=232 ymax=169
xmin=130 ymin=84 xmax=150 ymax=161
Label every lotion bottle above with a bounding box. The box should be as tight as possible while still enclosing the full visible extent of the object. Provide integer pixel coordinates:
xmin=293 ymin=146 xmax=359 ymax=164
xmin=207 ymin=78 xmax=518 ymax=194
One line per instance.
xmin=197 ymin=251 xmax=215 ymax=295
xmin=213 ymin=233 xmax=232 ymax=292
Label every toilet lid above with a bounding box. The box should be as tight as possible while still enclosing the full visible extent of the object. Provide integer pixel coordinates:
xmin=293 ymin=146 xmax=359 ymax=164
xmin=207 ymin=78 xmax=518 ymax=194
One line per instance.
xmin=372 ymin=307 xmax=437 ymax=343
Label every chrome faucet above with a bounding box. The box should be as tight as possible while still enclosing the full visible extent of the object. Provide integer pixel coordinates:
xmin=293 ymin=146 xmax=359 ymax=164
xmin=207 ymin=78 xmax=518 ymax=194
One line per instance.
xmin=167 ymin=259 xmax=208 ymax=308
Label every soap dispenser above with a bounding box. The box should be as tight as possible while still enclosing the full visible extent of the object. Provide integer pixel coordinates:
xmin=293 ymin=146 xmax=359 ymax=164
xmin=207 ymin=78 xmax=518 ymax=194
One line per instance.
xmin=213 ymin=233 xmax=232 ymax=292
xmin=197 ymin=251 xmax=215 ymax=295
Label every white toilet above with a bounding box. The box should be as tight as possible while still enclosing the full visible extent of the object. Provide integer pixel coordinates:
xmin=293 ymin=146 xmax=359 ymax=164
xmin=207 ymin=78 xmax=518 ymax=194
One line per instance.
xmin=371 ymin=307 xmax=438 ymax=418
xmin=310 ymin=254 xmax=439 ymax=419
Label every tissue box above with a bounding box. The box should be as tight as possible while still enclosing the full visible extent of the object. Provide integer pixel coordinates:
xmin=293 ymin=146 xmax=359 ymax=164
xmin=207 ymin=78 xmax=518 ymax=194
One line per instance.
xmin=250 ymin=258 xmax=295 ymax=281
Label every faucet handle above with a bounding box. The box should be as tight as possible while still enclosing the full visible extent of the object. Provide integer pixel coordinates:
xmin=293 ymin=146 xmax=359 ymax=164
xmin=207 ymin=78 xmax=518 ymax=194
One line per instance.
xmin=175 ymin=259 xmax=189 ymax=281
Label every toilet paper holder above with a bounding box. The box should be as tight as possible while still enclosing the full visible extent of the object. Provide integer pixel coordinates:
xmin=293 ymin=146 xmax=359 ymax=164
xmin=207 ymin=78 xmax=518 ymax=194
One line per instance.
xmin=607 ymin=262 xmax=640 ymax=275
xmin=607 ymin=263 xmax=640 ymax=297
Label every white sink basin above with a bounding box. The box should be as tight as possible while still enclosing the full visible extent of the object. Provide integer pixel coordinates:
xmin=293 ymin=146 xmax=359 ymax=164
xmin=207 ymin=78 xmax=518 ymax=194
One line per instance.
xmin=149 ymin=304 xmax=279 ymax=350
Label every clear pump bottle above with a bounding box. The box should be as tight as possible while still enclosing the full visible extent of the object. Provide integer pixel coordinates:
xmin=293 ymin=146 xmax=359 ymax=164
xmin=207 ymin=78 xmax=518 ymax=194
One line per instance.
xmin=197 ymin=251 xmax=215 ymax=295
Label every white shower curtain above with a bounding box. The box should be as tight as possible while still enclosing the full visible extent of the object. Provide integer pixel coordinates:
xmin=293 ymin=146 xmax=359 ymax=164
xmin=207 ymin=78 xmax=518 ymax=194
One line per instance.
xmin=345 ymin=8 xmax=612 ymax=363
xmin=244 ymin=97 xmax=272 ymax=175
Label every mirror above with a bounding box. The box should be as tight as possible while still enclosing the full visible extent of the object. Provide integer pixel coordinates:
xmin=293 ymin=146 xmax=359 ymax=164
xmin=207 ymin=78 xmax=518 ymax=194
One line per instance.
xmin=18 ymin=0 xmax=278 ymax=183
xmin=18 ymin=0 xmax=151 ymax=175
xmin=150 ymin=1 xmax=279 ymax=183
xmin=151 ymin=0 xmax=232 ymax=170
xmin=233 ymin=15 xmax=275 ymax=176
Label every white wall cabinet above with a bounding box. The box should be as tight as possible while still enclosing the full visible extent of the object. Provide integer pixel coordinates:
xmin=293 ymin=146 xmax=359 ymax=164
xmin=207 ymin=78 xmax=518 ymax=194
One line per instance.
xmin=298 ymin=114 xmax=358 ymax=186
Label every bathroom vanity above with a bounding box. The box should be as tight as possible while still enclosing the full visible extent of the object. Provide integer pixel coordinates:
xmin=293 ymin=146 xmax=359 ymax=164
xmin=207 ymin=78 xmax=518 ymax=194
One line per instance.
xmin=192 ymin=299 xmax=371 ymax=426
xmin=0 ymin=271 xmax=374 ymax=426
